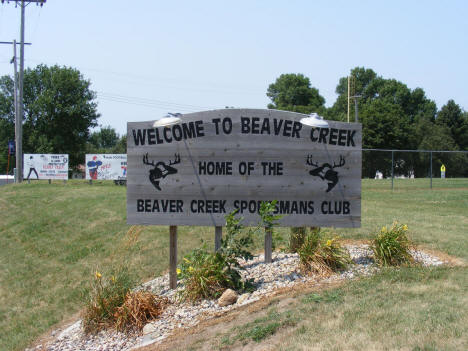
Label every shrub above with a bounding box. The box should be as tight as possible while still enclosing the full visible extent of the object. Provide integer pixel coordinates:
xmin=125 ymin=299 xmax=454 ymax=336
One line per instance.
xmin=298 ymin=229 xmax=351 ymax=275
xmin=178 ymin=205 xmax=278 ymax=302
xmin=82 ymin=265 xmax=136 ymax=334
xmin=114 ymin=291 xmax=169 ymax=332
xmin=371 ymin=222 xmax=414 ymax=266
xmin=178 ymin=247 xmax=251 ymax=301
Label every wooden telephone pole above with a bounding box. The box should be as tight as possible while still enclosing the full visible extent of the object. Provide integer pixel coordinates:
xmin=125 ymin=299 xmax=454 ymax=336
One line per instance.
xmin=1 ymin=0 xmax=46 ymax=182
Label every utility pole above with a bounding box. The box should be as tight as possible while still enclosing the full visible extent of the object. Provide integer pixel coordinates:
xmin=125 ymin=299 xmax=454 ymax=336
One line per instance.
xmin=1 ymin=0 xmax=46 ymax=182
xmin=347 ymin=76 xmax=350 ymax=123
xmin=351 ymin=95 xmax=361 ymax=123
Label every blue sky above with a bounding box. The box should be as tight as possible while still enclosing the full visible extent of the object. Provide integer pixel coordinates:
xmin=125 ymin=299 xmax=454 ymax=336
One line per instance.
xmin=1 ymin=0 xmax=467 ymax=135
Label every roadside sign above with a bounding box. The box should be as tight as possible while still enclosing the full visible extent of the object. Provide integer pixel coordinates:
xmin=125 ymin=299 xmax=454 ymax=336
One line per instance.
xmin=8 ymin=141 xmax=15 ymax=155
xmin=127 ymin=109 xmax=362 ymax=228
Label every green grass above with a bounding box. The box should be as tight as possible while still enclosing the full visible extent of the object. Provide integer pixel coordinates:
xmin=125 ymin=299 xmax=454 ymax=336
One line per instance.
xmin=0 ymin=180 xmax=214 ymax=351
xmin=0 ymin=178 xmax=467 ymax=350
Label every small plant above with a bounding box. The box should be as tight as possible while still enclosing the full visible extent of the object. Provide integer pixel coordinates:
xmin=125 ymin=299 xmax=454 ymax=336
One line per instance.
xmin=81 ymin=265 xmax=136 ymax=334
xmin=221 ymin=209 xmax=254 ymax=262
xmin=114 ymin=291 xmax=169 ymax=332
xmin=259 ymin=200 xmax=284 ymax=250
xmin=178 ymin=208 xmax=264 ymax=302
xmin=178 ymin=247 xmax=251 ymax=301
xmin=298 ymin=229 xmax=351 ymax=275
xmin=371 ymin=222 xmax=414 ymax=266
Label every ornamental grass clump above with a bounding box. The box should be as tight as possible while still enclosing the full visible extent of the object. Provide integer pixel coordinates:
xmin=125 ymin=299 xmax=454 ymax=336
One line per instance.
xmin=371 ymin=222 xmax=414 ymax=266
xmin=298 ymin=229 xmax=351 ymax=275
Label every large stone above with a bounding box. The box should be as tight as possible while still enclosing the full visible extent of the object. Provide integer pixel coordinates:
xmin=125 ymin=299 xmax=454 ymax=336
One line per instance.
xmin=217 ymin=289 xmax=238 ymax=307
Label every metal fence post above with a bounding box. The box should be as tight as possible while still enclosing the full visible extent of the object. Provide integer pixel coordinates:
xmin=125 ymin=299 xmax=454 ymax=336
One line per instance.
xmin=391 ymin=150 xmax=394 ymax=191
xmin=430 ymin=151 xmax=433 ymax=189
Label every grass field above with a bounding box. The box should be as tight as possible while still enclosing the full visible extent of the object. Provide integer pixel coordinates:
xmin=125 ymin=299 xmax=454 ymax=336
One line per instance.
xmin=0 ymin=179 xmax=467 ymax=351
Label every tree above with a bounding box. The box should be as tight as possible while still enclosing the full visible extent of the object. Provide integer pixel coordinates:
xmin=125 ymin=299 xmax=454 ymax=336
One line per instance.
xmin=88 ymin=126 xmax=119 ymax=151
xmin=87 ymin=127 xmax=127 ymax=154
xmin=266 ymin=73 xmax=326 ymax=246
xmin=0 ymin=64 xmax=100 ymax=171
xmin=436 ymin=100 xmax=468 ymax=150
xmin=0 ymin=76 xmax=16 ymax=173
xmin=266 ymin=73 xmax=325 ymax=114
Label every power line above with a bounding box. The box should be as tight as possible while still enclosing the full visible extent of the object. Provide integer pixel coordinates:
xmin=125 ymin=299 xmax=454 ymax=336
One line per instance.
xmin=96 ymin=91 xmax=220 ymax=112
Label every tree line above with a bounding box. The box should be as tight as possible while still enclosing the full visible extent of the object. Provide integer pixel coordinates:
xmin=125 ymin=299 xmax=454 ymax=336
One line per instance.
xmin=1 ymin=64 xmax=467 ymax=177
xmin=267 ymin=68 xmax=468 ymax=177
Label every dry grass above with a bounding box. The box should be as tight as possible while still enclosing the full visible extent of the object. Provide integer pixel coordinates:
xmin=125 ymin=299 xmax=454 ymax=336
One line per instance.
xmin=115 ymin=291 xmax=169 ymax=333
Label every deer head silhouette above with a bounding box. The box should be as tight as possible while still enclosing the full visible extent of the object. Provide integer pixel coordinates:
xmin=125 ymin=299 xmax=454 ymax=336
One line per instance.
xmin=143 ymin=153 xmax=180 ymax=190
xmin=306 ymin=155 xmax=345 ymax=192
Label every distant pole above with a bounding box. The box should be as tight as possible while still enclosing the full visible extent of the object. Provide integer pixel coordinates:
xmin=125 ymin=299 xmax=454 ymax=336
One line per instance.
xmin=430 ymin=151 xmax=433 ymax=189
xmin=351 ymin=95 xmax=361 ymax=123
xmin=347 ymin=76 xmax=350 ymax=123
xmin=12 ymin=41 xmax=19 ymax=182
xmin=17 ymin=0 xmax=25 ymax=182
xmin=391 ymin=150 xmax=394 ymax=191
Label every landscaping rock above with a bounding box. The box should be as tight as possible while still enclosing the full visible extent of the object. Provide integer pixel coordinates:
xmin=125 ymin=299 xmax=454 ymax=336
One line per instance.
xmin=237 ymin=293 xmax=251 ymax=305
xmin=217 ymin=289 xmax=238 ymax=307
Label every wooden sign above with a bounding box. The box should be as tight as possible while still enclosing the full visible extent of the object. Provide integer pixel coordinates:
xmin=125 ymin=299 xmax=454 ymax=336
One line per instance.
xmin=127 ymin=109 xmax=361 ymax=228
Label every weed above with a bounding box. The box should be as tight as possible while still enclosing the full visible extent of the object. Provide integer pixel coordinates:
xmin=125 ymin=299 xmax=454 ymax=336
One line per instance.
xmin=371 ymin=222 xmax=414 ymax=266
xmin=242 ymin=322 xmax=281 ymax=342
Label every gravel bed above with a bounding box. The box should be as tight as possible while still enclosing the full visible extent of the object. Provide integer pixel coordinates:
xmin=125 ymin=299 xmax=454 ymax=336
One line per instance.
xmin=35 ymin=245 xmax=446 ymax=351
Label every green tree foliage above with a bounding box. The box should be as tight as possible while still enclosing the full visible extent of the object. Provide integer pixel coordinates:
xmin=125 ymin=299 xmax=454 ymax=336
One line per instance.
xmin=268 ymin=68 xmax=467 ymax=177
xmin=87 ymin=126 xmax=126 ymax=154
xmin=266 ymin=73 xmax=325 ymax=114
xmin=0 ymin=64 xmax=99 ymax=171
xmin=325 ymin=67 xmax=466 ymax=177
xmin=0 ymin=76 xmax=16 ymax=173
xmin=436 ymin=100 xmax=468 ymax=150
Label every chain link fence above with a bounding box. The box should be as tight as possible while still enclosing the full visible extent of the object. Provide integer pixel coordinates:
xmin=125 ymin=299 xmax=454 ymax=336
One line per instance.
xmin=363 ymin=149 xmax=468 ymax=190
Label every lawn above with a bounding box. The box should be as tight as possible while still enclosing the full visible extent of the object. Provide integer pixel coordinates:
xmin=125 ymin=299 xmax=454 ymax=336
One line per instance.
xmin=0 ymin=179 xmax=467 ymax=351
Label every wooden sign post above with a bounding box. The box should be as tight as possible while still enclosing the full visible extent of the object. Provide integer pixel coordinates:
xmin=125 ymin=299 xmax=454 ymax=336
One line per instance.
xmin=169 ymin=225 xmax=177 ymax=289
xmin=215 ymin=226 xmax=222 ymax=251
xmin=127 ymin=109 xmax=362 ymax=288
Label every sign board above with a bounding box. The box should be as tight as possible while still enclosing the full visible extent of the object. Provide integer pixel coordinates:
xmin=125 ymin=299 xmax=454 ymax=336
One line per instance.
xmin=85 ymin=154 xmax=127 ymax=180
xmin=23 ymin=154 xmax=68 ymax=180
xmin=127 ymin=109 xmax=362 ymax=227
xmin=8 ymin=141 xmax=15 ymax=155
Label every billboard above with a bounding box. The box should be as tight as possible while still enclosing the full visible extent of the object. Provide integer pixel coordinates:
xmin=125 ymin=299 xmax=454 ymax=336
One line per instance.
xmin=127 ymin=109 xmax=361 ymax=227
xmin=85 ymin=154 xmax=127 ymax=180
xmin=23 ymin=154 xmax=68 ymax=180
